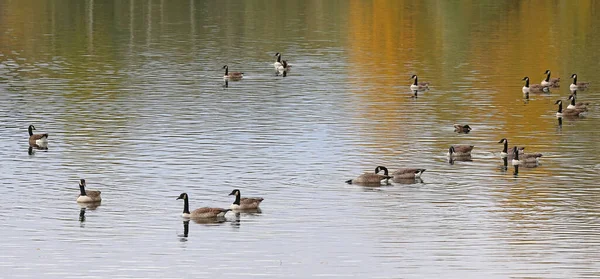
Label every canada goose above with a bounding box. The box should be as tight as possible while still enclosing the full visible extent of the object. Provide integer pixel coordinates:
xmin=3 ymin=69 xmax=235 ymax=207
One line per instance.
xmin=176 ymin=193 xmax=231 ymax=218
xmin=222 ymin=65 xmax=243 ymax=80
xmin=28 ymin=125 xmax=48 ymax=148
xmin=511 ymin=146 xmax=540 ymax=166
xmin=391 ymin=168 xmax=426 ymax=181
xmin=228 ymin=189 xmax=264 ymax=210
xmin=447 ymin=145 xmax=474 ymax=157
xmin=541 ymin=70 xmax=560 ymax=87
xmin=453 ymin=124 xmax=472 ymax=133
xmin=522 ymin=77 xmax=548 ymax=93
xmin=76 ymin=179 xmax=102 ymax=203
xmin=498 ymin=138 xmax=524 ymax=158
xmin=555 ymin=99 xmax=582 ymax=117
xmin=567 ymin=91 xmax=589 ymax=111
xmin=569 ymin=74 xmax=589 ymax=90
xmin=346 ymin=166 xmax=392 ymax=185
xmin=410 ymin=75 xmax=429 ymax=90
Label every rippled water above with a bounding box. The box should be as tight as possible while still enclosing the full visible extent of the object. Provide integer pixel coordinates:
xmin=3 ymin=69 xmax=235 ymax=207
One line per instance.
xmin=1 ymin=1 xmax=600 ymax=278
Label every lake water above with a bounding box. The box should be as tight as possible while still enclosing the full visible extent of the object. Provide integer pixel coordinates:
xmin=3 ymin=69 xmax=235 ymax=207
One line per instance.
xmin=1 ymin=1 xmax=600 ymax=278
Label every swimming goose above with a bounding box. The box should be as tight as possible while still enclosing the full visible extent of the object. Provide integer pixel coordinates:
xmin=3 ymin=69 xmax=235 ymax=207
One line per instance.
xmin=453 ymin=124 xmax=472 ymax=133
xmin=346 ymin=166 xmax=392 ymax=185
xmin=522 ymin=76 xmax=548 ymax=93
xmin=28 ymin=125 xmax=48 ymax=148
xmin=498 ymin=138 xmax=524 ymax=158
xmin=447 ymin=145 xmax=474 ymax=157
xmin=541 ymin=70 xmax=560 ymax=87
xmin=176 ymin=193 xmax=231 ymax=218
xmin=228 ymin=189 xmax=264 ymax=210
xmin=555 ymin=99 xmax=582 ymax=117
xmin=410 ymin=75 xmax=429 ymax=90
xmin=568 ymin=91 xmax=589 ymax=111
xmin=222 ymin=65 xmax=243 ymax=80
xmin=569 ymin=74 xmax=589 ymax=90
xmin=511 ymin=146 xmax=540 ymax=166
xmin=76 ymin=179 xmax=102 ymax=203
xmin=391 ymin=168 xmax=426 ymax=181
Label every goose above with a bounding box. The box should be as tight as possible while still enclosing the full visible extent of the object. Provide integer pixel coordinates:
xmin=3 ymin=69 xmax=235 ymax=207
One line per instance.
xmin=76 ymin=179 xmax=102 ymax=203
xmin=522 ymin=76 xmax=548 ymax=93
xmin=28 ymin=125 xmax=48 ymax=148
xmin=222 ymin=65 xmax=243 ymax=80
xmin=346 ymin=166 xmax=392 ymax=185
xmin=391 ymin=168 xmax=426 ymax=181
xmin=569 ymin=74 xmax=589 ymax=90
xmin=453 ymin=124 xmax=472 ymax=133
xmin=273 ymin=53 xmax=283 ymax=72
xmin=498 ymin=138 xmax=524 ymax=158
xmin=410 ymin=75 xmax=429 ymax=90
xmin=541 ymin=70 xmax=560 ymax=87
xmin=176 ymin=193 xmax=231 ymax=218
xmin=555 ymin=99 xmax=582 ymax=117
xmin=511 ymin=146 xmax=540 ymax=166
xmin=447 ymin=145 xmax=474 ymax=157
xmin=228 ymin=189 xmax=264 ymax=210
xmin=567 ymin=91 xmax=589 ymax=111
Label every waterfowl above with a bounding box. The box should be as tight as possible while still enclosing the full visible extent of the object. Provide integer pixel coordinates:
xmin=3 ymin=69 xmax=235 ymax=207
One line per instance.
xmin=176 ymin=193 xmax=231 ymax=219
xmin=569 ymin=74 xmax=589 ymax=90
xmin=541 ymin=70 xmax=560 ymax=87
xmin=511 ymin=146 xmax=540 ymax=166
xmin=76 ymin=179 xmax=102 ymax=203
xmin=410 ymin=75 xmax=429 ymax=90
xmin=522 ymin=76 xmax=548 ymax=93
xmin=555 ymin=99 xmax=582 ymax=117
xmin=28 ymin=125 xmax=48 ymax=148
xmin=391 ymin=168 xmax=426 ymax=181
xmin=447 ymin=145 xmax=474 ymax=157
xmin=498 ymin=138 xmax=524 ymax=158
xmin=453 ymin=124 xmax=472 ymax=133
xmin=568 ymin=91 xmax=589 ymax=111
xmin=228 ymin=189 xmax=264 ymax=210
xmin=345 ymin=166 xmax=392 ymax=185
xmin=222 ymin=65 xmax=243 ymax=80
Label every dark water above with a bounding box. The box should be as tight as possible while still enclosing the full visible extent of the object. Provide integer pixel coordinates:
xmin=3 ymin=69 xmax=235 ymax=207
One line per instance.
xmin=1 ymin=1 xmax=600 ymax=278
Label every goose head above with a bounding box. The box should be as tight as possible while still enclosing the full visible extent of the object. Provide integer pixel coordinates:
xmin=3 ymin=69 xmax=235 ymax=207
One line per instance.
xmin=570 ymin=74 xmax=577 ymax=79
xmin=176 ymin=193 xmax=188 ymax=200
xmin=375 ymin=166 xmax=389 ymax=176
xmin=498 ymin=138 xmax=507 ymax=144
xmin=228 ymin=189 xmax=240 ymax=196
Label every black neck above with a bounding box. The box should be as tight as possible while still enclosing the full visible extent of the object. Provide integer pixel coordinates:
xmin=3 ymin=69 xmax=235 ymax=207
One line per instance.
xmin=28 ymin=126 xmax=33 ymax=136
xmin=79 ymin=184 xmax=87 ymax=196
xmin=570 ymin=96 xmax=576 ymax=106
xmin=573 ymin=76 xmax=577 ymax=85
xmin=224 ymin=67 xmax=228 ymax=76
xmin=545 ymin=72 xmax=550 ymax=82
xmin=513 ymin=148 xmax=519 ymax=160
xmin=182 ymin=196 xmax=190 ymax=214
xmin=277 ymin=55 xmax=281 ymax=63
xmin=524 ymin=78 xmax=530 ymax=88
xmin=557 ymin=102 xmax=563 ymax=113
xmin=233 ymin=193 xmax=241 ymax=205
xmin=413 ymin=76 xmax=418 ymax=86
xmin=502 ymin=140 xmax=508 ymax=153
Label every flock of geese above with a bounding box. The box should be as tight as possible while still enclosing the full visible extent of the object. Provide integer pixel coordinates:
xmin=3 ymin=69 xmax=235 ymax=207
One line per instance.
xmin=26 ymin=61 xmax=591 ymax=218
xmin=347 ymin=69 xmax=591 ymax=185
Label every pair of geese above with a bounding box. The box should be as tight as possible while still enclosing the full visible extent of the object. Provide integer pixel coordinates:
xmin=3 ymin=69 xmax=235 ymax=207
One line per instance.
xmin=522 ymin=71 xmax=589 ymax=93
xmin=75 ymin=179 xmax=263 ymax=219
xmin=222 ymin=52 xmax=292 ymax=80
xmin=347 ymin=138 xmax=542 ymax=185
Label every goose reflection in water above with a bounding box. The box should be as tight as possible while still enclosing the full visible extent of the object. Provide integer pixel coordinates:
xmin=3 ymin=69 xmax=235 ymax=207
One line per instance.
xmin=27 ymin=146 xmax=48 ymax=155
xmin=79 ymin=208 xmax=86 ymax=223
xmin=178 ymin=220 xmax=190 ymax=242
xmin=392 ymin=177 xmax=424 ymax=185
xmin=448 ymin=155 xmax=472 ymax=165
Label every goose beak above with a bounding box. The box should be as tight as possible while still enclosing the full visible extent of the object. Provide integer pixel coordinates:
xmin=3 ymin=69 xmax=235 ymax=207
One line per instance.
xmin=176 ymin=197 xmax=181 ymax=200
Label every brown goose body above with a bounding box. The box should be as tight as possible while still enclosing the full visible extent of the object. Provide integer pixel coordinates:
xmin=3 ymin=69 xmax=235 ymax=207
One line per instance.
xmin=448 ymin=145 xmax=474 ymax=156
xmin=77 ymin=179 xmax=102 ymax=203
xmin=28 ymin=125 xmax=48 ymax=147
xmin=177 ymin=193 xmax=230 ymax=219
xmin=346 ymin=166 xmax=392 ymax=185
xmin=453 ymin=124 xmax=472 ymax=133
xmin=568 ymin=92 xmax=589 ymax=112
xmin=229 ymin=189 xmax=264 ymax=210
xmin=555 ymin=99 xmax=582 ymax=117
xmin=392 ymin=168 xmax=426 ymax=180
xmin=222 ymin=65 xmax=244 ymax=80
